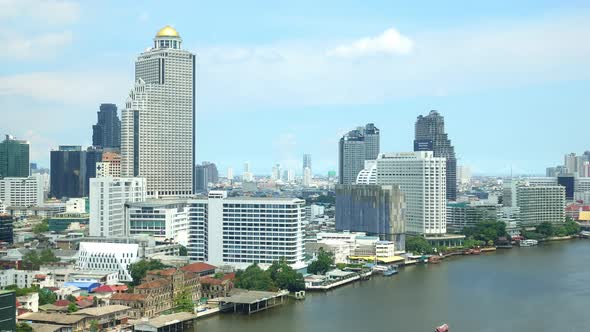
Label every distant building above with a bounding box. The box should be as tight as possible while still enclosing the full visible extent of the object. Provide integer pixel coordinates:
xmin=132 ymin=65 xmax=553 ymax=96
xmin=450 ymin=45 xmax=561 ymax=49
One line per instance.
xmin=447 ymin=202 xmax=500 ymax=233
xmin=0 ymin=215 xmax=14 ymax=244
xmin=375 ymin=151 xmax=447 ymax=235
xmin=92 ymin=103 xmax=121 ymax=149
xmin=303 ymin=154 xmax=312 ymax=174
xmin=121 ymin=26 xmax=195 ymax=197
xmin=336 ymin=184 xmax=406 ymax=251
xmin=227 ymin=167 xmax=234 ymax=180
xmin=194 ymin=162 xmax=219 ymax=193
xmin=338 ymin=124 xmax=380 ymax=185
xmin=0 ymin=174 xmax=44 ymax=207
xmin=77 ymin=242 xmax=140 ymax=282
xmin=243 ymin=162 xmax=254 ymax=182
xmin=85 ymin=146 xmax=103 ymax=196
xmin=96 ymin=151 xmax=121 ymax=178
xmin=516 ymin=185 xmax=565 ymax=226
xmin=414 ymin=110 xmax=457 ymax=201
xmin=303 ymin=167 xmax=312 ymax=187
xmin=0 ymin=135 xmax=29 ymax=179
xmin=48 ymin=213 xmax=89 ymax=233
xmin=125 ymin=200 xmax=190 ymax=246
xmin=50 ymin=146 xmax=86 ymax=199
xmin=546 ymin=165 xmax=568 ymax=177
xmin=89 ymin=177 xmax=147 ymax=237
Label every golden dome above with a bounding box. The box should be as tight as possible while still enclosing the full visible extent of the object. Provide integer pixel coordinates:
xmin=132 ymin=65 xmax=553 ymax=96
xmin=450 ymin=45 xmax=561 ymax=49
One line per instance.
xmin=156 ymin=25 xmax=180 ymax=38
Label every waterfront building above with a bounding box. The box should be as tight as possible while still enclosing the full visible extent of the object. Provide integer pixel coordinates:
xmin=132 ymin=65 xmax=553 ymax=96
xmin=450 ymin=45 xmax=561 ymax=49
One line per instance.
xmin=125 ymin=199 xmax=190 ymax=246
xmin=338 ymin=123 xmax=380 ymax=185
xmin=121 ymin=26 xmax=196 ymax=197
xmin=0 ymin=135 xmax=29 ymax=179
xmin=89 ymin=177 xmax=147 ymax=237
xmin=414 ymin=110 xmax=457 ymax=201
xmin=93 ymin=103 xmax=121 ymax=149
xmin=96 ymin=151 xmax=122 ymax=178
xmin=187 ymin=191 xmax=306 ymax=269
xmin=446 ymin=202 xmax=500 ymax=233
xmin=374 ymin=151 xmax=447 ymax=235
xmin=195 ymin=162 xmax=219 ymax=193
xmin=516 ymin=185 xmax=565 ymax=226
xmin=77 ymin=242 xmax=140 ymax=282
xmin=50 ymin=146 xmax=86 ymax=199
xmin=303 ymin=154 xmax=312 ymax=174
xmin=0 ymin=174 xmax=43 ymax=207
xmin=0 ymin=215 xmax=14 ymax=244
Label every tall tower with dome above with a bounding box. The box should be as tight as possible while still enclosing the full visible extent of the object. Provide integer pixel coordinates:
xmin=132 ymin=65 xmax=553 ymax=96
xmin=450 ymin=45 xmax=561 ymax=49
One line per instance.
xmin=121 ymin=26 xmax=196 ymax=197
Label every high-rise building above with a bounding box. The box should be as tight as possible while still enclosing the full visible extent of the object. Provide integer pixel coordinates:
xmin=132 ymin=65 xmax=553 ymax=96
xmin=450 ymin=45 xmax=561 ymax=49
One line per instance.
xmin=92 ymin=103 xmax=121 ymax=149
xmin=546 ymin=165 xmax=568 ymax=177
xmin=186 ymin=191 xmax=306 ymax=269
xmin=414 ymin=110 xmax=457 ymax=201
xmin=125 ymin=200 xmax=189 ymax=246
xmin=564 ymin=153 xmax=577 ymax=175
xmin=374 ymin=151 xmax=447 ymax=235
xmin=446 ymin=202 xmax=500 ymax=233
xmin=516 ymin=185 xmax=565 ymax=226
xmin=194 ymin=162 xmax=219 ymax=193
xmin=50 ymin=146 xmax=86 ymax=199
xmin=303 ymin=154 xmax=312 ymax=174
xmin=339 ymin=124 xmax=381 ymax=185
xmin=96 ymin=151 xmax=122 ymax=178
xmin=0 ymin=174 xmax=44 ymax=207
xmin=0 ymin=290 xmax=16 ymax=331
xmin=0 ymin=215 xmax=14 ymax=244
xmin=336 ymin=184 xmax=406 ymax=251
xmin=121 ymin=26 xmax=195 ymax=197
xmin=303 ymin=167 xmax=312 ymax=187
xmin=227 ymin=167 xmax=234 ymax=180
xmin=243 ymin=162 xmax=253 ymax=182
xmin=271 ymin=163 xmax=281 ymax=181
xmin=0 ymin=135 xmax=29 ymax=179
xmin=85 ymin=146 xmax=103 ymax=196
xmin=457 ymin=165 xmax=471 ymax=185
xmin=89 ymin=177 xmax=147 ymax=237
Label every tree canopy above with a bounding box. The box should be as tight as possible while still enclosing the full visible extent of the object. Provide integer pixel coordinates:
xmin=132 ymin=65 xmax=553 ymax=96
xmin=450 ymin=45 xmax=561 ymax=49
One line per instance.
xmin=463 ymin=220 xmax=508 ymax=243
xmin=307 ymin=248 xmax=334 ymax=275
xmin=235 ymin=260 xmax=305 ymax=292
xmin=16 ymin=323 xmax=33 ymax=332
xmin=129 ymin=259 xmax=168 ymax=285
xmin=67 ymin=303 xmax=78 ymax=313
xmin=39 ymin=288 xmax=57 ymax=305
xmin=235 ymin=263 xmax=275 ymax=291
xmin=23 ymin=249 xmax=59 ymax=270
xmin=523 ymin=221 xmax=581 ymax=239
xmin=174 ymin=287 xmax=194 ymax=313
xmin=406 ymin=236 xmax=434 ymax=254
xmin=32 ymin=220 xmax=49 ymax=234
xmin=268 ymin=259 xmax=305 ymax=292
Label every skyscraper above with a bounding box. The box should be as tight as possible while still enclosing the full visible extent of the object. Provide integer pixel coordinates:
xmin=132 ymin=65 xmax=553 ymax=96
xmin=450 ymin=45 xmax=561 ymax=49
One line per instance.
xmin=194 ymin=162 xmax=219 ymax=193
xmin=0 ymin=135 xmax=29 ymax=179
xmin=92 ymin=103 xmax=121 ymax=149
xmin=50 ymin=146 xmax=86 ymax=199
xmin=303 ymin=154 xmax=312 ymax=173
xmin=121 ymin=26 xmax=196 ymax=197
xmin=84 ymin=146 xmax=103 ymax=196
xmin=338 ymin=124 xmax=380 ymax=185
xmin=414 ymin=110 xmax=457 ymax=201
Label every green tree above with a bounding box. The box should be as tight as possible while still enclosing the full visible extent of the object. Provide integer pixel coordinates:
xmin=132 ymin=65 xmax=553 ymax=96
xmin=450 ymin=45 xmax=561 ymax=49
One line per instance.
xmin=214 ymin=272 xmax=224 ymax=279
xmin=23 ymin=249 xmax=59 ymax=270
xmin=67 ymin=303 xmax=78 ymax=313
xmin=16 ymin=322 xmax=33 ymax=332
xmin=268 ymin=259 xmax=305 ymax=292
xmin=39 ymin=288 xmax=57 ymax=305
xmin=40 ymin=248 xmax=59 ymax=263
xmin=179 ymin=245 xmax=188 ymax=256
xmin=129 ymin=259 xmax=168 ymax=286
xmin=89 ymin=320 xmax=99 ymax=332
xmin=66 ymin=294 xmax=77 ymax=303
xmin=564 ymin=220 xmax=581 ymax=235
xmin=463 ymin=220 xmax=508 ymax=243
xmin=174 ymin=287 xmax=194 ymax=313
xmin=536 ymin=222 xmax=554 ymax=237
xmin=406 ymin=236 xmax=434 ymax=254
xmin=32 ymin=219 xmax=49 ymax=234
xmin=235 ymin=263 xmax=275 ymax=291
xmin=307 ymin=248 xmax=334 ymax=275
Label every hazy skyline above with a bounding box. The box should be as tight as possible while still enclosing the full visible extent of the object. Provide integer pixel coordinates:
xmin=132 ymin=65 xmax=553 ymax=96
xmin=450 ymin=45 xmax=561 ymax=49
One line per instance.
xmin=2 ymin=1 xmax=590 ymax=175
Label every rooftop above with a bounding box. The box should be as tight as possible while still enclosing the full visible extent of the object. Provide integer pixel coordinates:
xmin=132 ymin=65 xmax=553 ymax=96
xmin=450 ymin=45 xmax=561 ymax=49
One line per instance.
xmin=180 ymin=262 xmax=216 ymax=273
xmin=111 ymin=293 xmax=147 ymax=302
xmin=134 ymin=312 xmax=197 ymax=328
xmin=135 ymin=279 xmax=170 ymax=290
xmin=220 ymin=289 xmax=284 ymax=305
xmin=18 ymin=312 xmax=85 ymax=325
xmin=72 ymin=305 xmax=130 ymax=317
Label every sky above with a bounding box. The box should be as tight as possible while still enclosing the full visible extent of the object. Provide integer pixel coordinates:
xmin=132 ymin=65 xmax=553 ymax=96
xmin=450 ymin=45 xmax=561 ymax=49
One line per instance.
xmin=1 ymin=0 xmax=590 ymax=176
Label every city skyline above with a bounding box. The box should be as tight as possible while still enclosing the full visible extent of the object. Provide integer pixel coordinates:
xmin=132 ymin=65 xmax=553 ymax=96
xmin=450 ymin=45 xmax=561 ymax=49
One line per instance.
xmin=2 ymin=1 xmax=590 ymax=175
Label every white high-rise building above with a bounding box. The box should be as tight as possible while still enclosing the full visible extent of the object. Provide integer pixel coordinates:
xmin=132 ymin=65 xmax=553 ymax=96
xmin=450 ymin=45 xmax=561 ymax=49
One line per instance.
xmin=303 ymin=167 xmax=312 ymax=187
xmin=516 ymin=185 xmax=565 ymax=226
xmin=187 ymin=191 xmax=306 ymax=269
xmin=0 ymin=174 xmax=43 ymax=207
xmin=89 ymin=177 xmax=147 ymax=237
xmin=375 ymin=151 xmax=447 ymax=235
xmin=125 ymin=200 xmax=190 ymax=246
xmin=271 ymin=163 xmax=281 ymax=181
xmin=121 ymin=26 xmax=195 ymax=197
xmin=227 ymin=167 xmax=234 ymax=180
xmin=457 ymin=165 xmax=471 ymax=185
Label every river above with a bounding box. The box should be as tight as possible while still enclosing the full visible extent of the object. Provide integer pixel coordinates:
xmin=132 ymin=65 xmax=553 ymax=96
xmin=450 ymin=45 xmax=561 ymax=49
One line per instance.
xmin=197 ymin=240 xmax=590 ymax=332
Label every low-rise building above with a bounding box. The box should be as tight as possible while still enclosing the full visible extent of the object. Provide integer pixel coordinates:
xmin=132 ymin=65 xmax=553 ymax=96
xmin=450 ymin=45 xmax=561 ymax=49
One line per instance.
xmin=132 ymin=312 xmax=197 ymax=332
xmin=77 ymin=242 xmax=139 ymax=283
xmin=18 ymin=305 xmax=130 ymax=332
xmin=17 ymin=292 xmax=39 ymax=313
xmin=200 ymin=277 xmax=233 ymax=299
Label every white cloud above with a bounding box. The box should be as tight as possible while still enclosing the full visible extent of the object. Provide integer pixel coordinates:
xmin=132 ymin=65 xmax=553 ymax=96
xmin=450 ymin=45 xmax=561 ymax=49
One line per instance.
xmin=327 ymin=27 xmax=414 ymax=57
xmin=0 ymin=30 xmax=73 ymax=59
xmin=0 ymin=0 xmax=80 ymax=24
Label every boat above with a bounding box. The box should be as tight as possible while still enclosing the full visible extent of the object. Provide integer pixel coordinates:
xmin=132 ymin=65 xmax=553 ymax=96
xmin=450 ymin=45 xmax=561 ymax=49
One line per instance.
xmin=580 ymin=231 xmax=590 ymax=238
xmin=519 ymin=239 xmax=538 ymax=247
xmin=435 ymin=323 xmax=449 ymax=332
xmin=372 ymin=265 xmax=388 ymax=273
xmin=428 ymin=256 xmax=441 ymax=264
xmin=382 ymin=266 xmax=398 ymax=277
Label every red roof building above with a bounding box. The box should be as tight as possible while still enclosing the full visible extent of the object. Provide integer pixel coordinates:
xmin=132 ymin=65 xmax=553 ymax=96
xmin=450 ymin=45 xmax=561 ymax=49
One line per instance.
xmin=180 ymin=262 xmax=216 ymax=276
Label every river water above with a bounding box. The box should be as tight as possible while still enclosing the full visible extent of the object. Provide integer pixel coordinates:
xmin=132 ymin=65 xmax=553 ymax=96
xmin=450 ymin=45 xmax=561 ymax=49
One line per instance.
xmin=197 ymin=240 xmax=590 ymax=332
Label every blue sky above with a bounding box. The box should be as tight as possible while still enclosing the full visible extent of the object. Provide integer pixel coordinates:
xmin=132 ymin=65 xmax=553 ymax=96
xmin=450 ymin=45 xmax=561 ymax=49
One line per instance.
xmin=1 ymin=1 xmax=590 ymax=176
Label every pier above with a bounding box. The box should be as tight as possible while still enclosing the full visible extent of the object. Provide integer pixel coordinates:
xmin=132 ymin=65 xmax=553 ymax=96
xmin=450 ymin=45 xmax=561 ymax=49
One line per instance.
xmin=219 ymin=289 xmax=288 ymax=315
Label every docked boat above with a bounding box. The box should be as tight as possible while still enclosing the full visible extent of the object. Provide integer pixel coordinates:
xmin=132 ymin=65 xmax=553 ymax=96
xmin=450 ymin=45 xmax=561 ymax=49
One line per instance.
xmin=519 ymin=239 xmax=538 ymax=247
xmin=382 ymin=266 xmax=398 ymax=277
xmin=580 ymin=231 xmax=590 ymax=238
